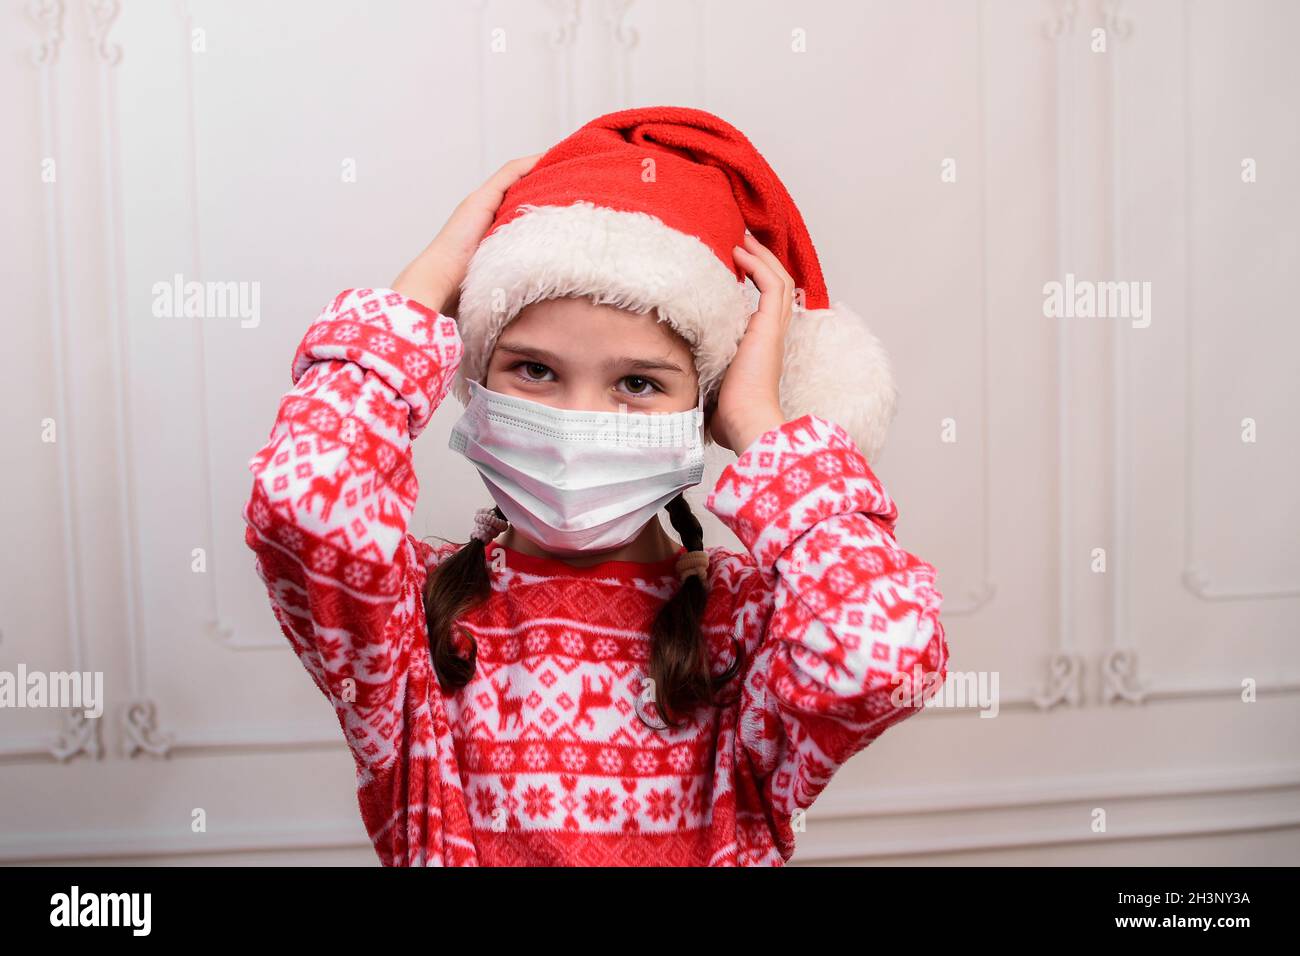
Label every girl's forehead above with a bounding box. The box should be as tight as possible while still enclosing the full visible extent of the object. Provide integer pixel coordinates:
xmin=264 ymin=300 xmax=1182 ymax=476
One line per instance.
xmin=502 ymin=296 xmax=695 ymax=360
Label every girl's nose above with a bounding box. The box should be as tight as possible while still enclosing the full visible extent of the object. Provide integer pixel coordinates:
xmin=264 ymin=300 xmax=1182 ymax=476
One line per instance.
xmin=524 ymin=378 xmax=619 ymax=413
xmin=558 ymin=385 xmax=620 ymax=413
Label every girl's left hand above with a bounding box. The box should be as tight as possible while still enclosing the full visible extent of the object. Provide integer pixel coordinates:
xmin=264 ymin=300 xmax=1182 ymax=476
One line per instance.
xmin=709 ymin=232 xmax=792 ymax=454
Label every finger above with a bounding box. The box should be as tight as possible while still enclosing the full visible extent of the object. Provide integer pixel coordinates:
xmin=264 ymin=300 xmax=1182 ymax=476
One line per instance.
xmin=740 ymin=234 xmax=796 ymax=328
xmin=742 ymin=232 xmax=794 ymax=289
xmin=480 ymin=152 xmax=545 ymax=197
xmin=733 ymin=245 xmax=783 ymax=307
xmin=505 ymin=151 xmax=545 ymax=177
xmin=736 ymin=243 xmax=794 ymax=319
xmin=733 ymin=246 xmax=789 ymax=340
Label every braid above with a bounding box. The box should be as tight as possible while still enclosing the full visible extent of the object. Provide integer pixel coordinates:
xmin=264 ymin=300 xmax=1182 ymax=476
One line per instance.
xmin=649 ymin=494 xmax=745 ymax=729
xmin=422 ymin=505 xmax=505 ymax=689
xmin=665 ymin=493 xmax=704 ymax=551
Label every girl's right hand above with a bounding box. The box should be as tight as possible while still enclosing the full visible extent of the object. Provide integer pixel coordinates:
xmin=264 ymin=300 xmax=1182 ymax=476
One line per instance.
xmin=391 ymin=152 xmax=544 ymax=315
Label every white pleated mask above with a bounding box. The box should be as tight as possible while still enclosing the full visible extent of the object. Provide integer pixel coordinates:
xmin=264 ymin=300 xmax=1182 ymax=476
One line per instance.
xmin=448 ymin=378 xmax=706 ymax=557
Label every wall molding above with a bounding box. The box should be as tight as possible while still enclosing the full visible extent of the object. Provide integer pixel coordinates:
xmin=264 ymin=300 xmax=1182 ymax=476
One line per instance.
xmin=546 ymin=0 xmax=580 ymax=131
xmin=171 ymin=0 xmax=251 ymax=652
xmin=14 ymin=0 xmax=96 ymax=764
xmin=942 ymin=0 xmax=997 ymax=619
xmin=1176 ymin=0 xmax=1298 ymax=603
xmin=27 ymin=0 xmax=64 ymax=65
xmin=1105 ymin=0 xmax=1142 ymax=707
xmin=3 ymin=760 xmax=1294 ymax=864
xmin=796 ymin=806 xmax=1300 ymax=863
xmin=1101 ymin=0 xmax=1298 ymax=709
xmin=815 ymin=760 xmax=1300 ymax=819
xmin=1040 ymin=0 xmax=1081 ymax=710
xmin=797 ymin=760 xmax=1300 ymax=862
xmin=85 ymin=0 xmax=122 ymax=65
xmin=84 ymin=0 xmax=190 ymax=760
xmin=602 ymin=0 xmax=638 ymax=107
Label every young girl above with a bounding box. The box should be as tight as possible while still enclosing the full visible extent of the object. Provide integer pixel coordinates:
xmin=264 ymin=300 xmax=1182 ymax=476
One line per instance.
xmin=243 ymin=107 xmax=947 ymax=866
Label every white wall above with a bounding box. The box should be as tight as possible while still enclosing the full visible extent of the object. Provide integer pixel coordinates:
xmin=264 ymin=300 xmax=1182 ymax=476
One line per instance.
xmin=1 ymin=0 xmax=1297 ymax=865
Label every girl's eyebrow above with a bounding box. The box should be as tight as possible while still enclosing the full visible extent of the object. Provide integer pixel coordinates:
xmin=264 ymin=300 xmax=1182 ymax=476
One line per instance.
xmin=495 ymin=341 xmax=686 ymax=375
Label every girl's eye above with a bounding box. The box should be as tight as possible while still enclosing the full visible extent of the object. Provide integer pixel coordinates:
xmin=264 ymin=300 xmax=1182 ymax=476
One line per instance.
xmin=513 ymin=361 xmax=553 ymax=382
xmin=619 ymin=375 xmax=661 ymax=397
xmin=507 ymin=362 xmax=661 ymax=397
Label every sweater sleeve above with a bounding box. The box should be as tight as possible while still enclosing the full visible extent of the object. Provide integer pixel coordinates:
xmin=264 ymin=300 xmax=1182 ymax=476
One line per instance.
xmin=705 ymin=413 xmax=948 ymax=842
xmin=241 ymin=287 xmax=462 ymax=772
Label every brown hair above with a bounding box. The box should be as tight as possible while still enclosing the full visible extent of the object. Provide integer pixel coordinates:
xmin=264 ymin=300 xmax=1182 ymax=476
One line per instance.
xmin=423 ymin=494 xmax=744 ymax=729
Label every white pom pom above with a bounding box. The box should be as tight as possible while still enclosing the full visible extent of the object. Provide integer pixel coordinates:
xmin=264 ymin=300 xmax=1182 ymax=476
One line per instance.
xmin=778 ymin=301 xmax=898 ymax=462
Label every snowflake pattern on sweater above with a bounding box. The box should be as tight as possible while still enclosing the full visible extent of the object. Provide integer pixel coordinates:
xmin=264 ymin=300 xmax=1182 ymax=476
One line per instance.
xmin=242 ymin=287 xmax=948 ymax=866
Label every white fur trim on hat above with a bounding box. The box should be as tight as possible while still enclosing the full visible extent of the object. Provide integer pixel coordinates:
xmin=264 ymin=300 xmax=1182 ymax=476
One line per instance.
xmin=453 ymin=201 xmax=752 ymax=408
xmin=453 ymin=201 xmax=897 ymax=460
xmin=779 ymin=301 xmax=897 ymax=462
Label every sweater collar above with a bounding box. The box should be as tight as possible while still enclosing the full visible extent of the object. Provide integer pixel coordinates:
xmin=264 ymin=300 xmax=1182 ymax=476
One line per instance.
xmin=486 ymin=539 xmax=687 ymax=581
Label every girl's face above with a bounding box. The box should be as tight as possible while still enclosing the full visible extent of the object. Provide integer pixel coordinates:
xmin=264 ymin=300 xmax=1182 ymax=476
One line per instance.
xmin=483 ymin=296 xmax=700 ymax=414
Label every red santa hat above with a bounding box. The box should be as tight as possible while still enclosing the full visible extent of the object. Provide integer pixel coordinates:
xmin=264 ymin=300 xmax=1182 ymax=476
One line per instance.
xmin=452 ymin=105 xmax=897 ymax=460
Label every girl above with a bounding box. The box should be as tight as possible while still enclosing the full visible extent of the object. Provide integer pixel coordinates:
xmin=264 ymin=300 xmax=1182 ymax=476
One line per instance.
xmin=244 ymin=107 xmax=947 ymax=866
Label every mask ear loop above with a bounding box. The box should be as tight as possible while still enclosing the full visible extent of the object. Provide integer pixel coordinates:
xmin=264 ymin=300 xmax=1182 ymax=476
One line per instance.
xmin=694 ymin=381 xmax=709 ymax=443
xmin=673 ymin=378 xmax=710 ymax=587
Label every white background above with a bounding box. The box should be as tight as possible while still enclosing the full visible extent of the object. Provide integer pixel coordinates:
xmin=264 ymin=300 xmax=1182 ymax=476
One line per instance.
xmin=2 ymin=0 xmax=1297 ymax=865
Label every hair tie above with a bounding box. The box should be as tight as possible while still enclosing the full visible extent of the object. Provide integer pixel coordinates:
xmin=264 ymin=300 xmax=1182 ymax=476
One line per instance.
xmin=676 ymin=549 xmax=709 ymax=584
xmin=470 ymin=506 xmax=508 ymax=543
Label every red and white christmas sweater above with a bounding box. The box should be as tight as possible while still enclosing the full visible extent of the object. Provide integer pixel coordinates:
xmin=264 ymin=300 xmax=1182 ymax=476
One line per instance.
xmin=242 ymin=287 xmax=948 ymax=866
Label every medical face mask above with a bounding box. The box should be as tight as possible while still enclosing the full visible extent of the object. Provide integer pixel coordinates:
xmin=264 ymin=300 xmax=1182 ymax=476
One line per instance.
xmin=448 ymin=377 xmax=707 ymax=556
